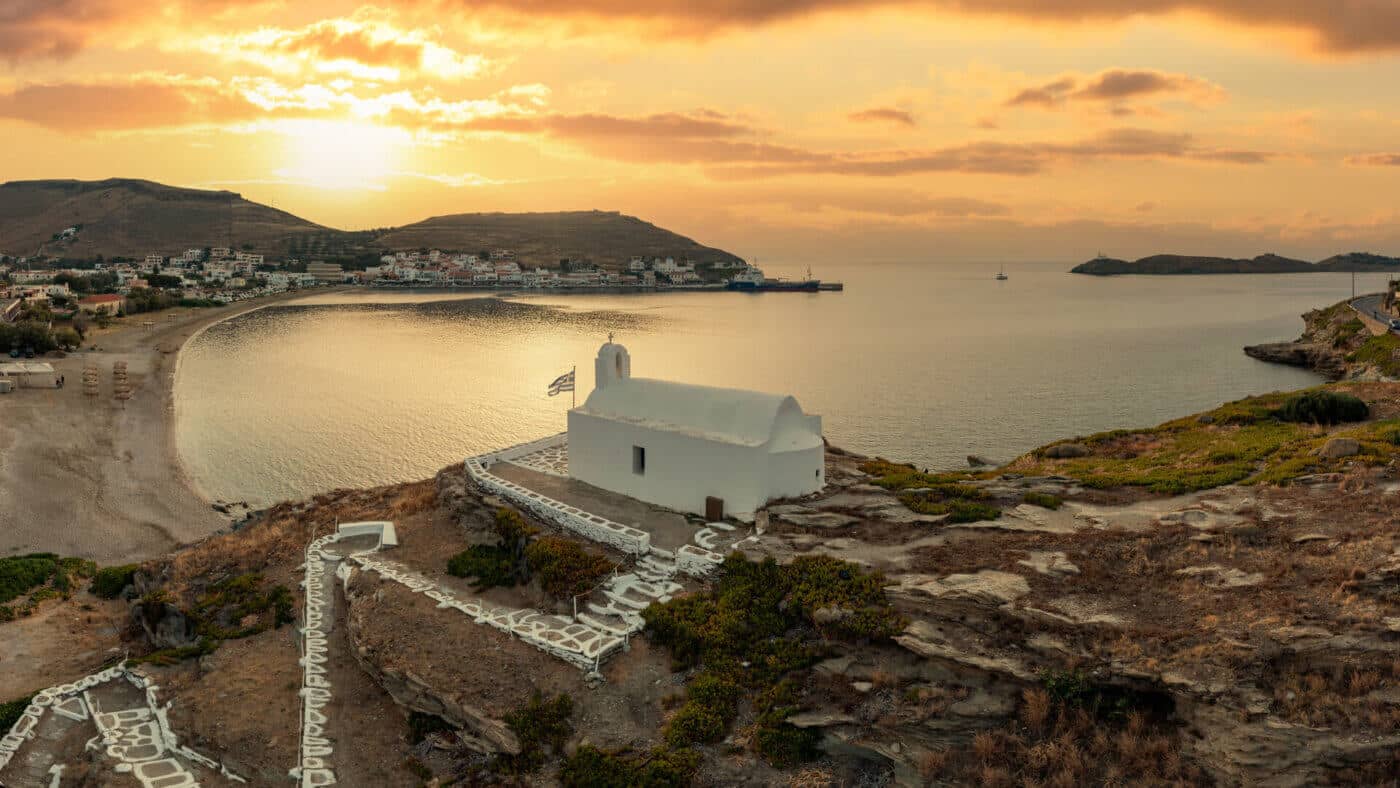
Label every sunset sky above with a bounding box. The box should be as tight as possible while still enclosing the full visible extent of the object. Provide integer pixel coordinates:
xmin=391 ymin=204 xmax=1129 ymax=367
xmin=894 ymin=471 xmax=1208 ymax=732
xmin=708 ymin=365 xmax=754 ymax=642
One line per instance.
xmin=5 ymin=1 xmax=1400 ymax=262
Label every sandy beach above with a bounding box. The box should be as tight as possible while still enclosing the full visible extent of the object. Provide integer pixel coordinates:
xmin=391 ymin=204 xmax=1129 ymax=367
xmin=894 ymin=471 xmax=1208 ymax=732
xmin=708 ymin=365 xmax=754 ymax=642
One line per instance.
xmin=0 ymin=290 xmax=319 ymax=564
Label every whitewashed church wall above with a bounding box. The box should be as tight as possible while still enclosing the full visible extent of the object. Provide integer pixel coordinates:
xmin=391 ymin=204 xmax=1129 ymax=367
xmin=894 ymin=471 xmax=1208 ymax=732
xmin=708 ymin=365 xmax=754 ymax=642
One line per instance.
xmin=567 ymin=410 xmax=771 ymax=516
xmin=766 ymin=443 xmax=827 ymax=502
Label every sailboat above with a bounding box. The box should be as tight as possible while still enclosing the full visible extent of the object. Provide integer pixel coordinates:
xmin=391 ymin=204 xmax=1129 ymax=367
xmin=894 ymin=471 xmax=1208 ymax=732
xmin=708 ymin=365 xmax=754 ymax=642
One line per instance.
xmin=995 ymin=264 xmax=1008 ymax=281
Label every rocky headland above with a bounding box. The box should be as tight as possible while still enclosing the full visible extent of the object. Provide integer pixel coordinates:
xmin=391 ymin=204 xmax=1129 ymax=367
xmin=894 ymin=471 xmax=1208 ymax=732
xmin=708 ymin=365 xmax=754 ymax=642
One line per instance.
xmin=4 ymin=379 xmax=1400 ymax=786
xmin=1244 ymin=299 xmax=1400 ymax=382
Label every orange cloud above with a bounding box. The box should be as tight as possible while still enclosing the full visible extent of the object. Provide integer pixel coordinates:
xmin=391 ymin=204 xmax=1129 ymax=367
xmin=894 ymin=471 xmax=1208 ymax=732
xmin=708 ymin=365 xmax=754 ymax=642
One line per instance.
xmin=704 ymin=128 xmax=1280 ymax=179
xmin=193 ymin=15 xmax=492 ymax=81
xmin=848 ymin=107 xmax=917 ymax=127
xmin=433 ymin=0 xmax=1400 ymax=53
xmin=1006 ymin=69 xmax=1224 ymax=109
xmin=10 ymin=0 xmax=1400 ymax=63
xmin=0 ymin=77 xmax=265 ymax=131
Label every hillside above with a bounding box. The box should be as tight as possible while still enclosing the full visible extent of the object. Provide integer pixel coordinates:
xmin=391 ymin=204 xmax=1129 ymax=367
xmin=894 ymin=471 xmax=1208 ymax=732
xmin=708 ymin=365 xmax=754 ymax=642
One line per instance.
xmin=1071 ymin=253 xmax=1315 ymax=275
xmin=373 ymin=210 xmax=744 ymax=270
xmin=0 ymin=180 xmax=744 ymax=270
xmin=0 ymin=179 xmax=329 ymax=261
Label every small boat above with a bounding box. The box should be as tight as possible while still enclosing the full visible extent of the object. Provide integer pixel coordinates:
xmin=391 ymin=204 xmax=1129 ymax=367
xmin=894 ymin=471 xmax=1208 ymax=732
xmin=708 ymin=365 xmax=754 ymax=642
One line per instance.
xmin=995 ymin=264 xmax=1008 ymax=281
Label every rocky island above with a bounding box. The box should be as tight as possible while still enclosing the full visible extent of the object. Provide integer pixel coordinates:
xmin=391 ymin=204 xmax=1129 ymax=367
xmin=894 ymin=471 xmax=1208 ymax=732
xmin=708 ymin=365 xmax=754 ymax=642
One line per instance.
xmin=4 ymin=379 xmax=1399 ymax=785
xmin=1072 ymin=252 xmax=1400 ymax=276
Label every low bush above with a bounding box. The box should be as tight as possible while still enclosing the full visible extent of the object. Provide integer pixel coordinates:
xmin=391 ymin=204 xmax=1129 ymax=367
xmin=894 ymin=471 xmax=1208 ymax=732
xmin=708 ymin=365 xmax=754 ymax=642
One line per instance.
xmin=1275 ymin=391 xmax=1369 ymax=425
xmin=446 ymin=544 xmax=518 ymax=589
xmin=190 ymin=573 xmax=295 ymax=640
xmin=499 ymin=691 xmax=574 ymax=774
xmin=525 ymin=536 xmax=615 ymax=599
xmin=561 ymin=745 xmax=699 ymax=787
xmin=0 ymin=554 xmax=59 ymax=604
xmin=0 ymin=694 xmax=35 ymax=736
xmin=1022 ymin=492 xmax=1063 ymax=510
xmin=900 ymin=492 xmax=1002 ymax=523
xmin=90 ymin=564 xmax=139 ymax=599
xmin=643 ymin=554 xmax=903 ymax=767
xmin=446 ymin=508 xmax=539 ymax=590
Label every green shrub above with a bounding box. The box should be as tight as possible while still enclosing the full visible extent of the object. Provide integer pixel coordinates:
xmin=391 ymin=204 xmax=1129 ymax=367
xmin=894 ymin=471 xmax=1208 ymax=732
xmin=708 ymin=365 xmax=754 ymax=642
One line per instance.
xmin=664 ymin=700 xmax=728 ymax=747
xmin=494 ymin=507 xmax=538 ymax=548
xmin=447 ymin=508 xmax=540 ymax=590
xmin=643 ymin=554 xmax=903 ymax=762
xmin=524 ymin=536 xmax=615 ymax=599
xmin=946 ymin=500 xmax=1003 ymax=523
xmin=752 ymin=680 xmax=821 ymax=767
xmin=0 ymin=695 xmax=35 ymax=736
xmin=90 ymin=564 xmax=139 ymax=599
xmin=499 ymin=691 xmax=573 ymax=774
xmin=1022 ymin=492 xmax=1063 ymax=510
xmin=190 ymin=573 xmax=295 ymax=640
xmin=0 ymin=554 xmax=59 ymax=604
xmin=561 ymin=746 xmax=699 ymax=787
xmin=446 ymin=545 xmax=518 ymax=589
xmin=1275 ymin=390 xmax=1369 ymax=425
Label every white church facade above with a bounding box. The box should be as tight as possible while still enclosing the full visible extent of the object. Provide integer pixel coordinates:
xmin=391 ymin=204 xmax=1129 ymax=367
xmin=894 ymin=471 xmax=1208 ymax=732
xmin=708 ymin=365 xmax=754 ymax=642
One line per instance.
xmin=567 ymin=341 xmax=826 ymax=518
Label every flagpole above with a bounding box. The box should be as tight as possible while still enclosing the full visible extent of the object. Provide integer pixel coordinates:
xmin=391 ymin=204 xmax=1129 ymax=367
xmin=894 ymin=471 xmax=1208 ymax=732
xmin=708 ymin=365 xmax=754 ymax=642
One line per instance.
xmin=571 ymin=365 xmax=576 ymax=409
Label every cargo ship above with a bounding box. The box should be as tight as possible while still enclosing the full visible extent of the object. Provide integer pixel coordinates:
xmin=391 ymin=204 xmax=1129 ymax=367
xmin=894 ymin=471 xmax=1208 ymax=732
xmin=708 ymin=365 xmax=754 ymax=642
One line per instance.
xmin=725 ymin=265 xmax=832 ymax=292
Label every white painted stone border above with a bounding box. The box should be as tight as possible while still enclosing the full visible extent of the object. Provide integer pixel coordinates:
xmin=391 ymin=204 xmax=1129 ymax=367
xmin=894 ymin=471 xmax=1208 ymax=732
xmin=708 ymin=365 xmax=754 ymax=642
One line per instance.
xmin=466 ymin=434 xmax=652 ymax=556
xmin=1 ymin=665 xmax=244 ymax=785
xmin=291 ymin=522 xmax=400 ymax=786
xmin=348 ymin=554 xmax=625 ymax=671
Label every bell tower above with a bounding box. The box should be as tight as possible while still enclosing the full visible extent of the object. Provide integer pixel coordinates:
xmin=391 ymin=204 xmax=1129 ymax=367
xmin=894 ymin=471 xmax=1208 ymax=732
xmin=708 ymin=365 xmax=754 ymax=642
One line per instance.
xmin=594 ymin=336 xmax=631 ymax=390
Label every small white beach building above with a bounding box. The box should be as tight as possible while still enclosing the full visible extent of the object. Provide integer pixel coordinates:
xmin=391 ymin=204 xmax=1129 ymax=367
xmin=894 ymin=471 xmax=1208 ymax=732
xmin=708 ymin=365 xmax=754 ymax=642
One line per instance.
xmin=567 ymin=341 xmax=825 ymax=518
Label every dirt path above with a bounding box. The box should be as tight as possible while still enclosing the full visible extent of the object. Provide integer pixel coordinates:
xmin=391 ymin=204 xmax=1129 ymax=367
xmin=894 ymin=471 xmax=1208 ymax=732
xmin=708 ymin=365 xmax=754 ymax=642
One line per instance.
xmin=0 ymin=289 xmax=335 ymax=564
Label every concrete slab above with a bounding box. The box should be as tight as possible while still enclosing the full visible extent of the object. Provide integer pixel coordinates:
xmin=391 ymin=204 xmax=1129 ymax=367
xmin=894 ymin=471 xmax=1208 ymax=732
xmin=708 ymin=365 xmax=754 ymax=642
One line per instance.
xmin=492 ymin=462 xmax=698 ymax=551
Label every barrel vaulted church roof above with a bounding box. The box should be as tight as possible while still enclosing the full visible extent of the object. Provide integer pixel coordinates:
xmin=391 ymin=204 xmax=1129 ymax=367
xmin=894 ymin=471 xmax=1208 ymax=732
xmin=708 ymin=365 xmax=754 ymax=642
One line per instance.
xmin=578 ymin=377 xmax=816 ymax=448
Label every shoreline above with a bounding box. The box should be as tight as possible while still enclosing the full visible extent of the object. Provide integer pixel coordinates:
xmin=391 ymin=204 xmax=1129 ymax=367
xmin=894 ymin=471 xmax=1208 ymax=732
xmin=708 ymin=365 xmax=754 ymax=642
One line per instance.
xmin=0 ymin=288 xmax=335 ymax=564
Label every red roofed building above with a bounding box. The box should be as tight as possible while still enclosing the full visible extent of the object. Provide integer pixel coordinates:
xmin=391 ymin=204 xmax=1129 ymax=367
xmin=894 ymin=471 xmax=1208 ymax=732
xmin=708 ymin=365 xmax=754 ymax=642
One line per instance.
xmin=78 ymin=294 xmax=126 ymax=316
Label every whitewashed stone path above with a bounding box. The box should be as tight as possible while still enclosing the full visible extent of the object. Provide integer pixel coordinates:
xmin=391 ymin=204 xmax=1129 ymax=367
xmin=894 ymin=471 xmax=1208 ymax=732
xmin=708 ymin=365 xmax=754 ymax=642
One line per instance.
xmin=510 ymin=439 xmax=570 ymax=477
xmin=0 ymin=665 xmax=244 ymax=787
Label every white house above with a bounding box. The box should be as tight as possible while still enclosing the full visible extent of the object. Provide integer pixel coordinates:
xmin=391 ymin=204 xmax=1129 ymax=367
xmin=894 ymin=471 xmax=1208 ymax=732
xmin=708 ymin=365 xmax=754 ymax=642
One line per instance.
xmin=567 ymin=341 xmax=825 ymax=518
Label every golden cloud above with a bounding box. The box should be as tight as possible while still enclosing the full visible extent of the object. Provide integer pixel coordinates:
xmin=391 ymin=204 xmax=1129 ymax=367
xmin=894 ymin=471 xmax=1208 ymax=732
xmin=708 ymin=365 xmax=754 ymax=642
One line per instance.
xmin=848 ymin=107 xmax=917 ymax=127
xmin=191 ymin=14 xmax=492 ymax=81
xmin=1006 ymin=69 xmax=1225 ymax=109
xmin=432 ymin=0 xmax=1400 ymax=53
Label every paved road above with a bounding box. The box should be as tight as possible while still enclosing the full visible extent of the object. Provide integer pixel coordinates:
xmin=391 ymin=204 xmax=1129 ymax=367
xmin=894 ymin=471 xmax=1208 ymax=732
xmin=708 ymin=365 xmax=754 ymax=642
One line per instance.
xmin=1351 ymin=294 xmax=1398 ymax=334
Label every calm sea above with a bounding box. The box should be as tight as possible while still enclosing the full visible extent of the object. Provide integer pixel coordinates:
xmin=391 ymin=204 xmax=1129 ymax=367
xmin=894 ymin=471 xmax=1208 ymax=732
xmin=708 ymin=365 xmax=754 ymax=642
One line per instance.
xmin=174 ymin=261 xmax=1371 ymax=506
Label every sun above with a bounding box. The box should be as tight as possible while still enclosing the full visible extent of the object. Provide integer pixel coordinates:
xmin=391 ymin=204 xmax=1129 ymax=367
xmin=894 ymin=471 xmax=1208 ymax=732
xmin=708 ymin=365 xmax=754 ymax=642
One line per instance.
xmin=275 ymin=120 xmax=406 ymax=190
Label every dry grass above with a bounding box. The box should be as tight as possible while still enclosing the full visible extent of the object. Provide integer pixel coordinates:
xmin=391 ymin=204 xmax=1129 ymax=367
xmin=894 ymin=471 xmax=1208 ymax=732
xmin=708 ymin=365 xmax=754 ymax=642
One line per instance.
xmin=915 ymin=749 xmax=948 ymax=780
xmin=163 ymin=478 xmax=440 ymax=598
xmin=942 ymin=698 xmax=1201 ymax=786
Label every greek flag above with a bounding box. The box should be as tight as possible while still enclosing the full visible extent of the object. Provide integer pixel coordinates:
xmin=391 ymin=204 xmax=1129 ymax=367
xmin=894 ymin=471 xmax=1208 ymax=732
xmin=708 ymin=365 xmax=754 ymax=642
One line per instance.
xmin=547 ymin=370 xmax=575 ymax=397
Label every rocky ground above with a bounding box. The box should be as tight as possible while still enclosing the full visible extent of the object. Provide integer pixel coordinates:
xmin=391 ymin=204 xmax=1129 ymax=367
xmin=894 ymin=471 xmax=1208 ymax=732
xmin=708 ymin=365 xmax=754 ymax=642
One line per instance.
xmin=4 ymin=396 xmax=1400 ymax=785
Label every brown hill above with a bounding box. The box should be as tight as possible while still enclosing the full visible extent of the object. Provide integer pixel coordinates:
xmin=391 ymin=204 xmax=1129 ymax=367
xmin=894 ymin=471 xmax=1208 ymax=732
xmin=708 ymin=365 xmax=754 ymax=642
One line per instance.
xmin=0 ymin=179 xmax=327 ymax=261
xmin=373 ymin=210 xmax=744 ymax=270
xmin=0 ymin=180 xmax=744 ymax=270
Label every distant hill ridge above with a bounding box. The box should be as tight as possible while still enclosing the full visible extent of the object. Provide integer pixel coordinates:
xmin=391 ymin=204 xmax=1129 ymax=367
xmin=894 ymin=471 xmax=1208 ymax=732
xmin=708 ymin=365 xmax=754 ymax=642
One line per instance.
xmin=1073 ymin=252 xmax=1400 ymax=275
xmin=0 ymin=178 xmax=743 ymax=270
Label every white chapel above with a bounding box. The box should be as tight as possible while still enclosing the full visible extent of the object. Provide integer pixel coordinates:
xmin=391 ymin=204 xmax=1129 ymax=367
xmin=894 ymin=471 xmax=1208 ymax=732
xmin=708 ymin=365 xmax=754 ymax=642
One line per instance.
xmin=567 ymin=341 xmax=825 ymax=518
